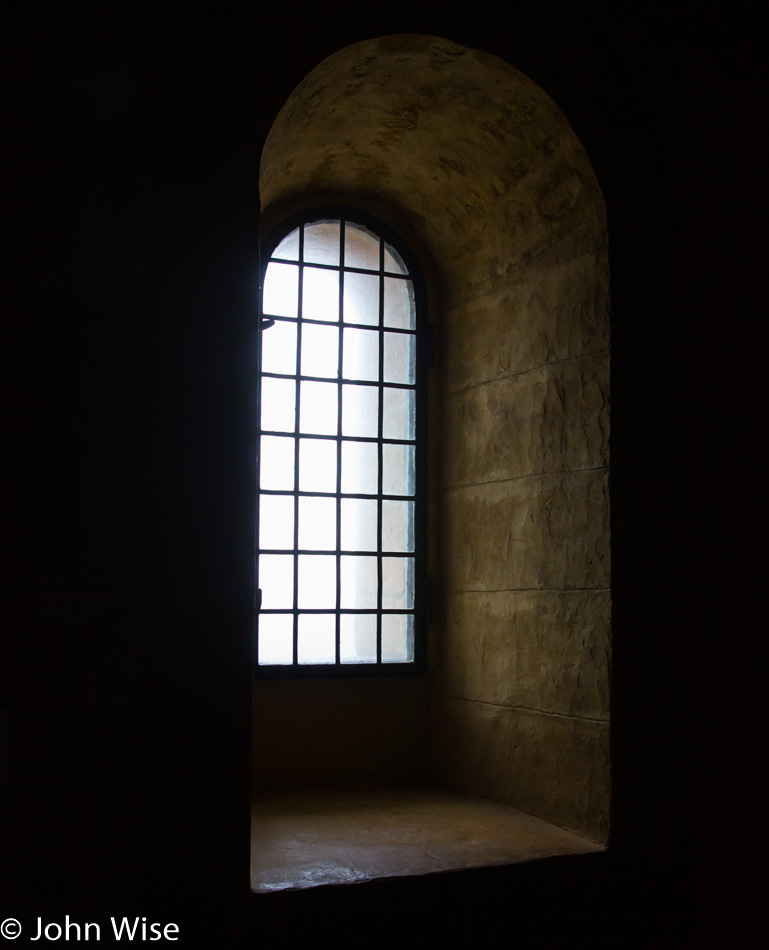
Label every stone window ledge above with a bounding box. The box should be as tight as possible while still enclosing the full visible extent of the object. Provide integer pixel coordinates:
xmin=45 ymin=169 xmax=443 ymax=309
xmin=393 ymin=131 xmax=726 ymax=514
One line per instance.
xmin=251 ymin=783 xmax=604 ymax=893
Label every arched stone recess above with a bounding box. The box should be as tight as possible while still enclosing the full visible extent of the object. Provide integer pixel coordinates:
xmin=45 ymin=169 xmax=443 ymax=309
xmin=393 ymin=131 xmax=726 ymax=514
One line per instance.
xmin=256 ymin=34 xmax=610 ymax=844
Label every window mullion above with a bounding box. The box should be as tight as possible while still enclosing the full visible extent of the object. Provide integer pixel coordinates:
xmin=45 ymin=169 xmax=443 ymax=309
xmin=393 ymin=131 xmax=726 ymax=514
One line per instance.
xmin=376 ymin=232 xmax=384 ymax=665
xmin=292 ymin=225 xmax=305 ymax=667
xmin=335 ymin=222 xmax=345 ymax=666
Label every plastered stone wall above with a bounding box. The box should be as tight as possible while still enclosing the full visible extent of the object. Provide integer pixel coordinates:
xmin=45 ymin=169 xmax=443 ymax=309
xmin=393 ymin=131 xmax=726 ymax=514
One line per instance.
xmin=257 ymin=35 xmax=610 ymax=843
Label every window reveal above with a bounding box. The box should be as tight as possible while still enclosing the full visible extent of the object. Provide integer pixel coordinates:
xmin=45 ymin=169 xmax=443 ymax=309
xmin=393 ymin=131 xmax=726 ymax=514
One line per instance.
xmin=255 ymin=214 xmax=426 ymax=672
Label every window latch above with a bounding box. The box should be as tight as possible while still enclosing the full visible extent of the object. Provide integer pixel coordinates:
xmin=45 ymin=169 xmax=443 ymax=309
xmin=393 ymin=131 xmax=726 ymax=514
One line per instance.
xmin=260 ymin=316 xmax=275 ymax=330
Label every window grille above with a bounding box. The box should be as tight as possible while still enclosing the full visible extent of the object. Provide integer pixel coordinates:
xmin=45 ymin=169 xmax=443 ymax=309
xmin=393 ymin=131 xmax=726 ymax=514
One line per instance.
xmin=255 ymin=211 xmax=427 ymax=674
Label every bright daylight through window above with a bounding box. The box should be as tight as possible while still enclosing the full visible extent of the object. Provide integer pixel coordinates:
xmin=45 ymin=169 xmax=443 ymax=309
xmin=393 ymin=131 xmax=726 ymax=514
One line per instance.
xmin=255 ymin=213 xmax=426 ymax=672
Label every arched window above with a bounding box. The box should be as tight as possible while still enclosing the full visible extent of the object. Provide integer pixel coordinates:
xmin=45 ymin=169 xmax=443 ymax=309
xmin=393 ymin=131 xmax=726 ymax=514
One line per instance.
xmin=252 ymin=36 xmax=610 ymax=847
xmin=255 ymin=210 xmax=427 ymax=674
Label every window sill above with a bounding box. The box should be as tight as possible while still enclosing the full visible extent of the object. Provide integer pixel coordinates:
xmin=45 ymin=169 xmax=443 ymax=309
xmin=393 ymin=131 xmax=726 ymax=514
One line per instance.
xmin=250 ymin=782 xmax=604 ymax=893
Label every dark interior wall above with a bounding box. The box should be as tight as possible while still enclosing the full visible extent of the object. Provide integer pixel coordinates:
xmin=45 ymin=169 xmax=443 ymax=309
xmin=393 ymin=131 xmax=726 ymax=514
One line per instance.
xmin=2 ymin=5 xmax=764 ymax=947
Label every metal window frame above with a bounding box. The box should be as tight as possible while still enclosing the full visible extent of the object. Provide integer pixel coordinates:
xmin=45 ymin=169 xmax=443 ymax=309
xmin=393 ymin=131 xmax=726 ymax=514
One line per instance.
xmin=254 ymin=207 xmax=428 ymax=678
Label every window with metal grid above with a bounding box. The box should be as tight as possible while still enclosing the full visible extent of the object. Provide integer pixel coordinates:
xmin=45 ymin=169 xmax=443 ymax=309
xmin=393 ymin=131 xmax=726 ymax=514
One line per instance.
xmin=255 ymin=211 xmax=427 ymax=674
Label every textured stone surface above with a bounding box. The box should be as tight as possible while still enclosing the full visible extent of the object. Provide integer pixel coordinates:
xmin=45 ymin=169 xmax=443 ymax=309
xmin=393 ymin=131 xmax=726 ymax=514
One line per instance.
xmin=443 ymin=351 xmax=609 ymax=487
xmin=429 ymin=697 xmax=610 ymax=844
xmin=442 ymin=252 xmax=610 ymax=394
xmin=436 ymin=590 xmax=610 ymax=720
xmin=251 ymin=784 xmax=601 ymax=892
xmin=441 ymin=469 xmax=610 ymax=593
xmin=260 ymin=36 xmax=606 ymax=297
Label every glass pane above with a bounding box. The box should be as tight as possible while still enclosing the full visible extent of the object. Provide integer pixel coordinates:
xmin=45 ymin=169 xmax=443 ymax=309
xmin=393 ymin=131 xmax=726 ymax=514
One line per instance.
xmin=303 ymin=221 xmax=340 ymax=266
xmin=383 ymin=443 xmax=415 ymax=496
xmin=260 ymin=435 xmax=295 ymax=490
xmin=259 ymin=218 xmax=420 ymax=669
xmin=301 ymin=323 xmax=339 ymax=379
xmin=259 ymin=494 xmax=294 ymax=550
xmin=382 ymin=387 xmax=415 ymax=440
xmin=302 ymin=266 xmax=339 ymax=322
xmin=342 ymin=384 xmax=378 ymax=438
xmin=343 ymin=272 xmax=380 ymax=326
xmin=341 ymin=498 xmax=377 ymax=552
xmin=383 ymin=331 xmax=415 ymax=384
xmin=297 ymin=555 xmax=336 ymax=608
xmin=298 ymin=438 xmax=337 ymax=493
xmin=263 ymin=262 xmax=299 ymax=318
xmin=382 ymin=500 xmax=413 ymax=552
xmin=384 ymin=242 xmax=408 ymax=275
xmin=272 ymin=228 xmax=300 ymax=261
xmin=298 ymin=496 xmax=337 ymax=551
xmin=383 ymin=557 xmax=414 ymax=608
xmin=340 ymin=614 xmax=377 ymax=664
xmin=344 ymin=222 xmax=380 ymax=270
xmin=383 ymin=278 xmax=415 ymax=329
xmin=340 ymin=555 xmax=378 ymax=608
xmin=260 ymin=320 xmax=297 ymax=376
xmin=298 ymin=613 xmax=336 ymax=664
xmin=258 ymin=613 xmax=294 ymax=665
xmin=343 ymin=328 xmax=379 ymax=382
xmin=341 ymin=441 xmax=378 ymax=495
xmin=260 ymin=376 xmax=295 ymax=433
xmin=299 ymin=381 xmax=337 ymax=435
xmin=382 ymin=614 xmax=414 ymax=663
xmin=259 ymin=554 xmax=294 ymax=609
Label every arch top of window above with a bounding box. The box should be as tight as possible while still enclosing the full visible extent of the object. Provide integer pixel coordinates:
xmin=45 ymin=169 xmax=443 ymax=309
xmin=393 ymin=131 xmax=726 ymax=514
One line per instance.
xmin=260 ymin=208 xmax=425 ymax=335
xmin=266 ymin=217 xmax=410 ymax=278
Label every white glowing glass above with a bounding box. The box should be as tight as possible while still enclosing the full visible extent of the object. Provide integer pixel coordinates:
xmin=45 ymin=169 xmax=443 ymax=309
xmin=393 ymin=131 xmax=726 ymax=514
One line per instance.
xmin=382 ymin=556 xmax=414 ymax=609
xmin=259 ymin=555 xmax=294 ymax=609
xmin=340 ymin=614 xmax=377 ymax=664
xmin=258 ymin=614 xmax=294 ymax=665
xmin=384 ymin=242 xmax=408 ymax=275
xmin=342 ymin=384 xmax=378 ymax=438
xmin=297 ymin=613 xmax=336 ymax=664
xmin=343 ymin=272 xmax=380 ymax=325
xmin=341 ymin=441 xmax=378 ymax=495
xmin=263 ymin=262 xmax=298 ymax=318
xmin=382 ymin=500 xmax=413 ymax=552
xmin=341 ymin=498 xmax=378 ymax=551
xmin=383 ymin=277 xmax=415 ymax=329
xmin=260 ymin=377 xmax=295 ymax=433
xmin=302 ymin=267 xmax=339 ymax=322
xmin=297 ymin=555 xmax=336 ymax=608
xmin=340 ymin=555 xmax=378 ymax=608
xmin=383 ymin=443 xmax=415 ymax=496
xmin=260 ymin=320 xmax=297 ymax=376
xmin=382 ymin=387 xmax=415 ymax=441
xmin=298 ymin=496 xmax=337 ymax=551
xmin=273 ymin=228 xmax=300 ymax=261
xmin=301 ymin=323 xmax=339 ymax=379
xmin=382 ymin=614 xmax=414 ymax=663
xmin=344 ymin=223 xmax=380 ymax=270
xmin=383 ymin=331 xmax=415 ymax=384
xmin=258 ymin=216 xmax=420 ymax=668
xmin=260 ymin=436 xmax=295 ymax=490
xmin=259 ymin=494 xmax=294 ymax=550
xmin=304 ymin=221 xmax=340 ymax=265
xmin=299 ymin=381 xmax=337 ymax=435
xmin=298 ymin=438 xmax=337 ymax=493
xmin=343 ymin=327 xmax=379 ymax=382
